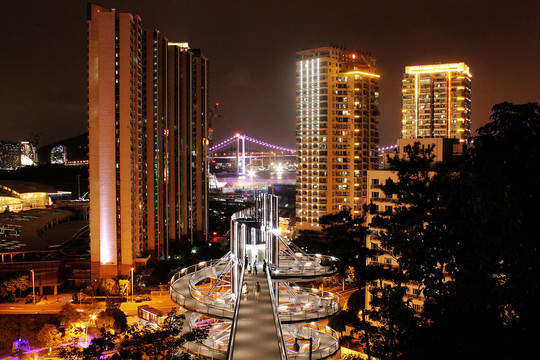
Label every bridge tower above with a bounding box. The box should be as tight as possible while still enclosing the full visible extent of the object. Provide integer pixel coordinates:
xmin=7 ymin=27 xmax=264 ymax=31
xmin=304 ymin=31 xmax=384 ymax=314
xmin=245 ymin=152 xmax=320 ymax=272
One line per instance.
xmin=235 ymin=133 xmax=246 ymax=176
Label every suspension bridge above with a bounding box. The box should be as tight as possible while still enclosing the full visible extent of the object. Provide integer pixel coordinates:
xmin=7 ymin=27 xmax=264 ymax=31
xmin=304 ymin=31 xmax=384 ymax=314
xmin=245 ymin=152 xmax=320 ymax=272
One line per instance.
xmin=210 ymin=134 xmax=296 ymax=176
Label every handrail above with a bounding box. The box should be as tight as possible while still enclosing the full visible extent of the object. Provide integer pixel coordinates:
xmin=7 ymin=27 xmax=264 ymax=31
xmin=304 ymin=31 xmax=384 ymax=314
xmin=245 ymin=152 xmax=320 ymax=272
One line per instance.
xmin=169 ymin=256 xmax=236 ymax=319
xmin=284 ymin=323 xmax=340 ymax=360
xmin=267 ymin=268 xmax=289 ymax=360
xmin=225 ymin=262 xmax=244 ymax=359
xmin=277 ymin=286 xmax=341 ymax=323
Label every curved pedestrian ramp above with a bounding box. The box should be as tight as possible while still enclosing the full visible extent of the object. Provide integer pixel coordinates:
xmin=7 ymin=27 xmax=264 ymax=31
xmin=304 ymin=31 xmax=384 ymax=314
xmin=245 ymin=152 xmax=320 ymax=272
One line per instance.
xmin=170 ymin=193 xmax=341 ymax=359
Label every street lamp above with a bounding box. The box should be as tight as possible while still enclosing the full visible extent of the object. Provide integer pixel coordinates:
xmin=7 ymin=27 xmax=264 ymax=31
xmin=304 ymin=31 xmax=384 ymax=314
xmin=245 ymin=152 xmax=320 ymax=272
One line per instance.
xmin=131 ymin=267 xmax=134 ymax=302
xmin=30 ymin=269 xmax=35 ymax=304
xmin=89 ymin=313 xmax=97 ymax=327
xmin=248 ymin=169 xmax=256 ymax=183
xmin=293 ymin=337 xmax=313 ymax=360
xmin=81 ymin=323 xmax=88 ymax=347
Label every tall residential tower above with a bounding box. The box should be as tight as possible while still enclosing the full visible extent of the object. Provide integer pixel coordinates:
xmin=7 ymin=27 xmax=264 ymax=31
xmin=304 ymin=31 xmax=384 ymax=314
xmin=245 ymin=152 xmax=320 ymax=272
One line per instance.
xmin=296 ymin=46 xmax=380 ymax=230
xmin=88 ymin=4 xmax=208 ymax=279
xmin=402 ymin=63 xmax=472 ymax=142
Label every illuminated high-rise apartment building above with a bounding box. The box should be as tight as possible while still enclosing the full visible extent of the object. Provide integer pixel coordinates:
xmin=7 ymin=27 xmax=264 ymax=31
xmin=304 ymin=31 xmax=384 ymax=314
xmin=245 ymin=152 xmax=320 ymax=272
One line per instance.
xmin=88 ymin=4 xmax=208 ymax=279
xmin=296 ymin=46 xmax=380 ymax=230
xmin=402 ymin=63 xmax=471 ymax=142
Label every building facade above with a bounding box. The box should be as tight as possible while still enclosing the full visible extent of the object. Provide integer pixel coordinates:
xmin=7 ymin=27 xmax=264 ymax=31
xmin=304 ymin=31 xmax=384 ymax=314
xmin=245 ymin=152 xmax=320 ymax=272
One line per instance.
xmin=366 ymin=137 xmax=463 ymax=314
xmin=0 ymin=141 xmax=38 ymax=170
xmin=88 ymin=4 xmax=208 ymax=279
xmin=402 ymin=63 xmax=471 ymax=142
xmin=295 ymin=46 xmax=380 ymax=230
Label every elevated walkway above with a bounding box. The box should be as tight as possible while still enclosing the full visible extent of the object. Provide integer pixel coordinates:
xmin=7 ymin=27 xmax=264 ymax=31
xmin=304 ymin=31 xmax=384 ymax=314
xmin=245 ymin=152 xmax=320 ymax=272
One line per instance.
xmin=229 ymin=273 xmax=283 ymax=359
xmin=171 ymin=193 xmax=340 ymax=359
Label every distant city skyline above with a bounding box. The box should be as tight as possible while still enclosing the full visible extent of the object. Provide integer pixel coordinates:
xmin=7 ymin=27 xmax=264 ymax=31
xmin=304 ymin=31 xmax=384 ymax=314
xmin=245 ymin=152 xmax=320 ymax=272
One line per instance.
xmin=0 ymin=0 xmax=539 ymax=148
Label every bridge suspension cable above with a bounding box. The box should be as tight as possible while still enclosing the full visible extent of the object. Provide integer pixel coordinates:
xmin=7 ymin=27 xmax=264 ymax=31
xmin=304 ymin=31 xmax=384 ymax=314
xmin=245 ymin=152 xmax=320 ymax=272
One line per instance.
xmin=209 ymin=134 xmax=295 ymax=153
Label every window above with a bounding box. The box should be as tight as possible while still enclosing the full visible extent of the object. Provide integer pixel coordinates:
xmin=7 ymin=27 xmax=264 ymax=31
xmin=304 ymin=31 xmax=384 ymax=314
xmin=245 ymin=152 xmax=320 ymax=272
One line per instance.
xmin=385 ymin=258 xmax=392 ymax=265
xmin=372 ymin=178 xmax=379 ymax=185
xmin=372 ymin=191 xmax=379 ymax=198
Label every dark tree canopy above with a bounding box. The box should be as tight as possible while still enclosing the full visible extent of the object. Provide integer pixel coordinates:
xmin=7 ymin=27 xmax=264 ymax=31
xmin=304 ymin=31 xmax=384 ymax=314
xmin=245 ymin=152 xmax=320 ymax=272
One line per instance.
xmin=351 ymin=102 xmax=540 ymax=360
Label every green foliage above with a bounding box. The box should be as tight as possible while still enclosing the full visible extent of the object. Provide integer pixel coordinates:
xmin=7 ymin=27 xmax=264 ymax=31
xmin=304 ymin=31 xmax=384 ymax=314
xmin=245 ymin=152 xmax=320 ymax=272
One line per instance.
xmin=99 ymin=278 xmax=118 ymax=296
xmin=96 ymin=307 xmax=127 ymax=334
xmin=115 ymin=311 xmax=206 ymax=360
xmin=363 ymin=102 xmax=540 ymax=359
xmin=58 ymin=328 xmax=116 ymax=360
xmin=58 ymin=345 xmax=84 ymax=360
xmin=58 ymin=311 xmax=204 ymax=360
xmin=0 ymin=274 xmax=30 ymax=302
xmin=58 ymin=303 xmax=81 ymax=328
xmin=0 ymin=317 xmax=19 ymax=351
xmin=37 ymin=323 xmax=63 ymax=349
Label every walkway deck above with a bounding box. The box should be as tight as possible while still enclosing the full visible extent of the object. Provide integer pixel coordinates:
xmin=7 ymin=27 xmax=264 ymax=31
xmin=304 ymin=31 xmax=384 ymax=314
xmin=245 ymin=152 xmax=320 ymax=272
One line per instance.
xmin=230 ymin=271 xmax=283 ymax=359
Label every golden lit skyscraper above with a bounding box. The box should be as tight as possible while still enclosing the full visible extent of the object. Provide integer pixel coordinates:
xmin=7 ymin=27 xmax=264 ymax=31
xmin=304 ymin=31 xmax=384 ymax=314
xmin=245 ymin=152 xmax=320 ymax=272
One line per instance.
xmin=402 ymin=63 xmax=472 ymax=142
xmin=296 ymin=46 xmax=380 ymax=230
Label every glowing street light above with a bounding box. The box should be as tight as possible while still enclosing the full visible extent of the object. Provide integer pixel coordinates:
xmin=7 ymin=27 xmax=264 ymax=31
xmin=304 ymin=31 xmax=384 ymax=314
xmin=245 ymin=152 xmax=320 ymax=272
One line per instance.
xmin=131 ymin=267 xmax=134 ymax=303
xmin=248 ymin=169 xmax=256 ymax=183
xmin=30 ymin=269 xmax=35 ymax=304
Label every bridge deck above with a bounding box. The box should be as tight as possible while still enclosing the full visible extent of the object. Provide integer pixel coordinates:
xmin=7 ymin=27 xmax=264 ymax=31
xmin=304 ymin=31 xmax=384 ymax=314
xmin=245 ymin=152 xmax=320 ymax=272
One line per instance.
xmin=231 ymin=271 xmax=283 ymax=359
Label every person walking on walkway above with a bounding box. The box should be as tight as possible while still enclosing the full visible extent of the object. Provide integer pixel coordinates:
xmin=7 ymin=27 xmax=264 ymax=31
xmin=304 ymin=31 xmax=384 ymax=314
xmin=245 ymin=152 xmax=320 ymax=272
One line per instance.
xmin=247 ymin=263 xmax=252 ymax=276
xmin=253 ymin=261 xmax=258 ymax=275
xmin=254 ymin=281 xmax=261 ymax=302
xmin=242 ymin=282 xmax=249 ymax=302
xmin=263 ymin=259 xmax=267 ymax=274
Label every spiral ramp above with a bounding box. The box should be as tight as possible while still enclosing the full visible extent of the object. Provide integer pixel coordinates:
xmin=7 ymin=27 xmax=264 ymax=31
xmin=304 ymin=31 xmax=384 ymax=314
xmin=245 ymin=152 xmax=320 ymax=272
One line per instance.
xmin=170 ymin=194 xmax=341 ymax=359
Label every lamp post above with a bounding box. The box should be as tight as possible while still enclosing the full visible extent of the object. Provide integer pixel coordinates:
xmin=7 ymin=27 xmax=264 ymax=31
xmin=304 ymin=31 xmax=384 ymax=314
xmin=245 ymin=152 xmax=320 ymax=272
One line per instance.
xmin=30 ymin=269 xmax=35 ymax=304
xmin=293 ymin=337 xmax=313 ymax=360
xmin=81 ymin=323 xmax=87 ymax=346
xmin=131 ymin=267 xmax=134 ymax=302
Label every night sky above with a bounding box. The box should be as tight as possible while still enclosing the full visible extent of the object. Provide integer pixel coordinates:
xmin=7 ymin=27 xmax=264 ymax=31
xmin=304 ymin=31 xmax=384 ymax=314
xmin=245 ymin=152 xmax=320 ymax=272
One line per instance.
xmin=1 ymin=0 xmax=539 ymax=149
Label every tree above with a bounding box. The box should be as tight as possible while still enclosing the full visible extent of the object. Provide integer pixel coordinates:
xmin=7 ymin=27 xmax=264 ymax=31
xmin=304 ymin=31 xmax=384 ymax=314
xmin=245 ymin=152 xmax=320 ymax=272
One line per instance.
xmin=99 ymin=278 xmax=117 ymax=296
xmin=296 ymin=209 xmax=386 ymax=359
xmin=0 ymin=317 xmax=19 ymax=352
xmin=96 ymin=307 xmax=127 ymax=334
xmin=58 ymin=328 xmax=117 ymax=360
xmin=58 ymin=303 xmax=81 ymax=328
xmin=0 ymin=274 xmax=29 ymax=301
xmin=115 ymin=311 xmax=206 ymax=359
xmin=364 ymin=102 xmax=540 ymax=359
xmin=37 ymin=323 xmax=63 ymax=353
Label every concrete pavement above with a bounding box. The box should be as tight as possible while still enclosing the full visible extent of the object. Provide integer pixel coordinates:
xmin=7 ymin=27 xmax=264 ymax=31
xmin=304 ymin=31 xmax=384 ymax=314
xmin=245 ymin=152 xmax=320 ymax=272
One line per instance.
xmin=230 ymin=273 xmax=283 ymax=359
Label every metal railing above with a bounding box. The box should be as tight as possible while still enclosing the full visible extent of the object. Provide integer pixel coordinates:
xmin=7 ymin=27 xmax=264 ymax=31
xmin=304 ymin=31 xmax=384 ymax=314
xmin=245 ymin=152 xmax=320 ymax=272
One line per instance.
xmin=169 ymin=257 xmax=235 ymax=319
xmin=226 ymin=262 xmax=244 ymax=360
xmin=181 ymin=342 xmax=226 ymax=360
xmin=277 ymin=287 xmax=340 ymax=323
xmin=284 ymin=323 xmax=340 ymax=360
xmin=267 ymin=268 xmax=290 ymax=360
xmin=270 ymin=254 xmax=338 ymax=279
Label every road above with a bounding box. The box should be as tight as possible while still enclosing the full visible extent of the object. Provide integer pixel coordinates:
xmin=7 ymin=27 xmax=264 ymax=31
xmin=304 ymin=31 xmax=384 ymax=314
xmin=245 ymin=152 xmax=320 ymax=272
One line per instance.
xmin=0 ymin=293 xmax=178 ymax=317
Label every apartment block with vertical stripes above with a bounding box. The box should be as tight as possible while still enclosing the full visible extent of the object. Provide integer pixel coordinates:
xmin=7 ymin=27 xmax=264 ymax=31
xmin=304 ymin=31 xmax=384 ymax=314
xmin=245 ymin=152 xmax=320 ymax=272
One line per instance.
xmin=88 ymin=4 xmax=208 ymax=279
